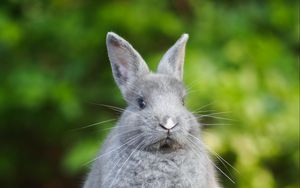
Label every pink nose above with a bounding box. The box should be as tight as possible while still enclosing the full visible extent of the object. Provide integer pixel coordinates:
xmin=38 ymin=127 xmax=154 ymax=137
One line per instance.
xmin=159 ymin=118 xmax=178 ymax=130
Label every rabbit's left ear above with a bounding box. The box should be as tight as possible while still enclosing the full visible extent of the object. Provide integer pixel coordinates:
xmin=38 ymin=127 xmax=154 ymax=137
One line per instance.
xmin=157 ymin=34 xmax=189 ymax=81
xmin=106 ymin=32 xmax=149 ymax=94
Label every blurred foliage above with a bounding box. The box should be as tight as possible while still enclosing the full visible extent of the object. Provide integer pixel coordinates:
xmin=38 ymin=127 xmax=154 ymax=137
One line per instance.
xmin=0 ymin=0 xmax=298 ymax=187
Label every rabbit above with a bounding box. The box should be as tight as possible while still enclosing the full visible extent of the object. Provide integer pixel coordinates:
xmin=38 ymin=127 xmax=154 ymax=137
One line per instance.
xmin=83 ymin=32 xmax=221 ymax=188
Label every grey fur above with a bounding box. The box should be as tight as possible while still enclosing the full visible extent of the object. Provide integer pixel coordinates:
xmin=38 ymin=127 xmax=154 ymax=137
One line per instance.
xmin=83 ymin=32 xmax=221 ymax=188
xmin=157 ymin=34 xmax=188 ymax=81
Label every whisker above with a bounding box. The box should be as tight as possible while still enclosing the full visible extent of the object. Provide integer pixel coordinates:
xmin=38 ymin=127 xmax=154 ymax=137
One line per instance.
xmin=185 ymin=78 xmax=202 ymax=92
xmin=185 ymin=89 xmax=199 ymax=95
xmin=70 ymin=119 xmax=116 ymax=131
xmin=187 ymin=133 xmax=239 ymax=174
xmin=184 ymin=134 xmax=236 ymax=184
xmin=102 ymin=134 xmax=144 ymax=187
xmin=209 ymin=111 xmax=232 ymax=114
xmin=197 ymin=114 xmax=235 ymax=121
xmin=191 ymin=109 xmax=217 ymax=114
xmin=188 ymin=134 xmax=235 ymax=178
xmin=94 ymin=124 xmax=138 ymax=132
xmin=185 ymin=116 xmax=232 ymax=128
xmin=89 ymin=102 xmax=126 ymax=112
xmin=198 ymin=111 xmax=232 ymax=116
xmin=193 ymin=111 xmax=232 ymax=117
xmin=88 ymin=102 xmax=153 ymax=127
xmin=178 ymin=126 xmax=236 ymax=183
xmin=82 ymin=134 xmax=143 ymax=166
xmin=193 ymin=102 xmax=216 ymax=112
xmin=183 ymin=136 xmax=208 ymax=171
xmin=185 ymin=116 xmax=232 ymax=125
xmin=201 ymin=123 xmax=232 ymax=126
xmin=212 ymin=161 xmax=236 ymax=184
xmin=108 ymin=141 xmax=144 ymax=188
xmin=98 ymin=128 xmax=141 ymax=142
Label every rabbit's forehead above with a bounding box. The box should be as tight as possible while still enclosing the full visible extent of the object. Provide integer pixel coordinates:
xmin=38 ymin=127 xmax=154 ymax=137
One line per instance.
xmin=136 ymin=74 xmax=185 ymax=96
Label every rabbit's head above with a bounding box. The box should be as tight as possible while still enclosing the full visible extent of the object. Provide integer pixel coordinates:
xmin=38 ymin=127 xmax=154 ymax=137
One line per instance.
xmin=106 ymin=32 xmax=199 ymax=152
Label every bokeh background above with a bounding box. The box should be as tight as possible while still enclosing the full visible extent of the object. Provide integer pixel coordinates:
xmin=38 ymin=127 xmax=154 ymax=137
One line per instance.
xmin=0 ymin=0 xmax=298 ymax=187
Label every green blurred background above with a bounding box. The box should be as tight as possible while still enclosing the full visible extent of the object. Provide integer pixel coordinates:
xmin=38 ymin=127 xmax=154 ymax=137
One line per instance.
xmin=0 ymin=0 xmax=298 ymax=187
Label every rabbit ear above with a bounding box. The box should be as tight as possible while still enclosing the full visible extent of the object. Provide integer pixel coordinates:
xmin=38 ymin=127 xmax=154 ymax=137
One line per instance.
xmin=157 ymin=34 xmax=189 ymax=80
xmin=106 ymin=32 xmax=149 ymax=93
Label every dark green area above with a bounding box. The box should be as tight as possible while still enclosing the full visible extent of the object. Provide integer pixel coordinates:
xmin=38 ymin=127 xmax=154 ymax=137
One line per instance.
xmin=0 ymin=0 xmax=298 ymax=187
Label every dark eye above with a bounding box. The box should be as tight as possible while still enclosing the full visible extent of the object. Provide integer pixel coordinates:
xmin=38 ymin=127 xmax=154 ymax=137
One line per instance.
xmin=137 ymin=97 xmax=146 ymax=109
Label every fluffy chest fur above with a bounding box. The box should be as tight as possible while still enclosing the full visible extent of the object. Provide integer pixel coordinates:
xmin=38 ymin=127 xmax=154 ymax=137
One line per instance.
xmin=102 ymin=147 xmax=207 ymax=188
xmin=85 ymin=131 xmax=214 ymax=188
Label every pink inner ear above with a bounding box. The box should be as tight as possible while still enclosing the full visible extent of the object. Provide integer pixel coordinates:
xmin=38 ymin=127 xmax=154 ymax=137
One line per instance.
xmin=119 ymin=58 xmax=128 ymax=67
xmin=109 ymin=37 xmax=121 ymax=47
xmin=111 ymin=41 xmax=120 ymax=47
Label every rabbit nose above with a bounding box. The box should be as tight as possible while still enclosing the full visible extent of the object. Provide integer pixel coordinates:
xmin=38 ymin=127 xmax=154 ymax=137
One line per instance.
xmin=159 ymin=117 xmax=178 ymax=130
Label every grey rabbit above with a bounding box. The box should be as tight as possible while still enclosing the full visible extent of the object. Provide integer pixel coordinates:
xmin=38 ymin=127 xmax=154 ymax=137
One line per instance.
xmin=83 ymin=32 xmax=221 ymax=188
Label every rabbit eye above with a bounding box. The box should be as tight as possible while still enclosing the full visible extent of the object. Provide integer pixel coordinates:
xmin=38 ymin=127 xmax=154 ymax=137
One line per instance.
xmin=137 ymin=97 xmax=146 ymax=109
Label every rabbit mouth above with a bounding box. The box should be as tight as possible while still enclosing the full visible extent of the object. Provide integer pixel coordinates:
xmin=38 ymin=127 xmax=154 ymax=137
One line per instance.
xmin=149 ymin=137 xmax=183 ymax=152
xmin=160 ymin=138 xmax=173 ymax=149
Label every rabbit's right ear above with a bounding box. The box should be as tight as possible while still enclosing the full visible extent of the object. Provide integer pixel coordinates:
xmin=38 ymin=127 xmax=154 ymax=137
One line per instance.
xmin=106 ymin=32 xmax=149 ymax=94
xmin=157 ymin=34 xmax=188 ymax=81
